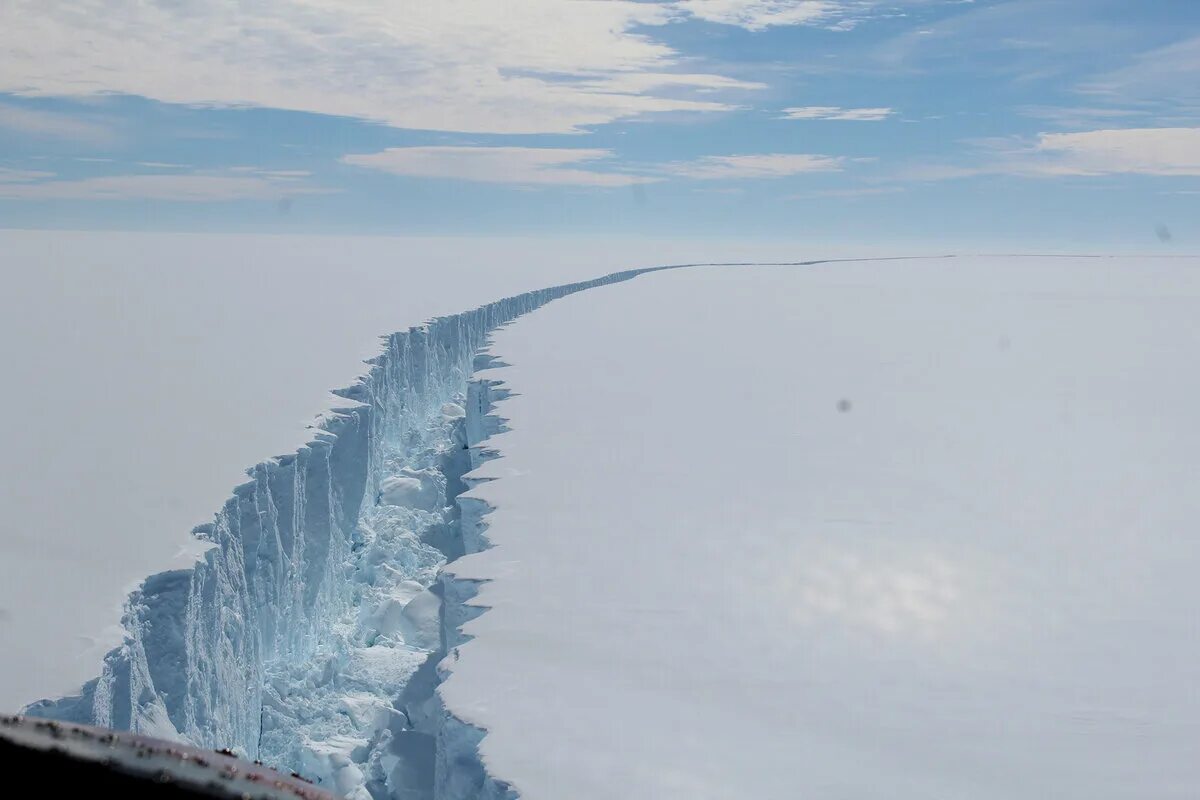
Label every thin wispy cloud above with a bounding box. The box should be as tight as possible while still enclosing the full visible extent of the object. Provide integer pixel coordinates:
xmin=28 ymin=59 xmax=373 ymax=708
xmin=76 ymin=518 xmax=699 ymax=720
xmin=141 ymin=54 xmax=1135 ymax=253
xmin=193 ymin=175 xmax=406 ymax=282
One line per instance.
xmin=789 ymin=186 xmax=905 ymax=199
xmin=0 ymin=102 xmax=118 ymax=145
xmin=783 ymin=106 xmax=895 ymax=121
xmin=676 ymin=0 xmax=839 ymax=31
xmin=342 ymin=146 xmax=655 ymax=187
xmin=1082 ymin=34 xmax=1200 ymax=109
xmin=871 ymin=0 xmax=1139 ymax=83
xmin=0 ymin=167 xmax=54 ymax=183
xmin=1017 ymin=105 xmax=1148 ymax=128
xmin=1035 ymin=128 xmax=1200 ymax=176
xmin=903 ymin=127 xmax=1200 ymax=180
xmin=344 ymin=147 xmax=845 ymax=186
xmin=664 ymin=153 xmax=844 ymax=179
xmin=675 ymin=0 xmax=928 ymax=32
xmin=0 ymin=170 xmax=332 ymax=201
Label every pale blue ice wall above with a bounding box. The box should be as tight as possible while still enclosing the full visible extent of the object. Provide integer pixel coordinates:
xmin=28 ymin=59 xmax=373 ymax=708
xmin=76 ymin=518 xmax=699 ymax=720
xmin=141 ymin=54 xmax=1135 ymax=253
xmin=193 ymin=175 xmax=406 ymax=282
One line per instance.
xmin=24 ymin=266 xmax=674 ymax=786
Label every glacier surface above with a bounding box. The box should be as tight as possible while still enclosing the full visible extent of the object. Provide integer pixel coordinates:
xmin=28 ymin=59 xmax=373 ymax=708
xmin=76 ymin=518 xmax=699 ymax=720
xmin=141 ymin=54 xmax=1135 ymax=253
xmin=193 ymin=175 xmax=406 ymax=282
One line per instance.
xmin=23 ymin=262 xmax=688 ymax=798
xmin=0 ymin=230 xmax=857 ymax=712
xmin=443 ymin=256 xmax=1200 ymax=799
xmin=11 ymin=244 xmax=1199 ymax=799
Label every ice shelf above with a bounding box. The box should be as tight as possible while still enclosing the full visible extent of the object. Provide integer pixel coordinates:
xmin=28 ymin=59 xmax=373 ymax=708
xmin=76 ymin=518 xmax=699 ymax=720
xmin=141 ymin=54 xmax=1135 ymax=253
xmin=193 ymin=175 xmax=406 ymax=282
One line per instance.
xmin=438 ymin=256 xmax=1200 ymax=800
xmin=31 ymin=255 xmax=1191 ymax=800
xmin=24 ymin=263 xmax=699 ymax=798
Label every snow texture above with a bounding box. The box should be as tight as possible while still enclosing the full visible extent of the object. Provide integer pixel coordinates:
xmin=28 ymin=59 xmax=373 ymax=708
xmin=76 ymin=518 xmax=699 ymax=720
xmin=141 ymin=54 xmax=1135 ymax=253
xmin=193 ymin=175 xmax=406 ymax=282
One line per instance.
xmin=20 ymin=260 xmax=688 ymax=797
xmin=443 ymin=256 xmax=1200 ymax=800
xmin=11 ymin=244 xmax=1198 ymax=799
xmin=24 ymin=251 xmax=854 ymax=797
xmin=1 ymin=230 xmax=859 ymax=712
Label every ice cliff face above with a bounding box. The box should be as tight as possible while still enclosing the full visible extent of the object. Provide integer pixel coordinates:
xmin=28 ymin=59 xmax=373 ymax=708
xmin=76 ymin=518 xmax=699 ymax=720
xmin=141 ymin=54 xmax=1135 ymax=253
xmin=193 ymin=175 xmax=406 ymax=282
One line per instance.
xmin=25 ymin=265 xmax=684 ymax=799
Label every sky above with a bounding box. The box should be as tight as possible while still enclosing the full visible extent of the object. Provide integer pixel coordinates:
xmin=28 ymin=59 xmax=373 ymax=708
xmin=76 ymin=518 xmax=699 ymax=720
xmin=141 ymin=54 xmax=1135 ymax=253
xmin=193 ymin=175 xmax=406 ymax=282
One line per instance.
xmin=1 ymin=0 xmax=1198 ymax=247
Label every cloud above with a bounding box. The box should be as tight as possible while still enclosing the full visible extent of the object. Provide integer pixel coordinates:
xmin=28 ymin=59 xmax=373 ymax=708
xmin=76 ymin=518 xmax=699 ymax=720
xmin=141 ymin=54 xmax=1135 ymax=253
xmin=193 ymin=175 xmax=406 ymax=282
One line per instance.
xmin=1033 ymin=128 xmax=1200 ymax=176
xmin=0 ymin=167 xmax=54 ymax=183
xmin=1017 ymin=105 xmax=1148 ymax=129
xmin=0 ymin=1 xmax=764 ymax=135
xmin=871 ymin=0 xmax=1137 ymax=81
xmin=782 ymin=105 xmax=894 ymax=121
xmin=0 ymin=102 xmax=117 ymax=145
xmin=904 ymin=127 xmax=1200 ymax=180
xmin=342 ymin=146 xmax=655 ymax=187
xmin=675 ymin=0 xmax=928 ymax=31
xmin=676 ymin=0 xmax=840 ymax=30
xmin=1082 ymin=34 xmax=1200 ymax=109
xmin=0 ymin=170 xmax=332 ymax=201
xmin=789 ymin=186 xmax=905 ymax=199
xmin=664 ymin=153 xmax=844 ymax=179
xmin=344 ymin=147 xmax=846 ymax=186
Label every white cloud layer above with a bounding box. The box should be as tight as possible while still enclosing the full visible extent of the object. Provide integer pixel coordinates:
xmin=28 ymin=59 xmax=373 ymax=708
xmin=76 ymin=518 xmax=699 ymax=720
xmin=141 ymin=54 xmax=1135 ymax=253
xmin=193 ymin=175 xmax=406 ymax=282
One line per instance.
xmin=0 ymin=170 xmax=331 ymax=201
xmin=677 ymin=0 xmax=839 ymax=30
xmin=783 ymin=105 xmax=895 ymax=120
xmin=0 ymin=1 xmax=767 ymax=135
xmin=344 ymin=147 xmax=845 ymax=185
xmin=905 ymin=127 xmax=1200 ymax=180
xmin=0 ymin=102 xmax=118 ymax=144
xmin=1034 ymin=128 xmax=1200 ymax=176
xmin=0 ymin=167 xmax=54 ymax=183
xmin=342 ymin=147 xmax=654 ymax=187
xmin=1082 ymin=35 xmax=1200 ymax=108
xmin=665 ymin=152 xmax=844 ymax=179
xmin=789 ymin=186 xmax=905 ymax=199
xmin=676 ymin=0 xmax=929 ymax=31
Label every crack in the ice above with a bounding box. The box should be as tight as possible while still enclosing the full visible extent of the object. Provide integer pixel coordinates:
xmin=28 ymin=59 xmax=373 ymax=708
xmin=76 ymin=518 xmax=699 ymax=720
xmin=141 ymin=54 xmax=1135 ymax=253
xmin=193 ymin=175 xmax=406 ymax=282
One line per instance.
xmin=22 ymin=256 xmax=961 ymax=799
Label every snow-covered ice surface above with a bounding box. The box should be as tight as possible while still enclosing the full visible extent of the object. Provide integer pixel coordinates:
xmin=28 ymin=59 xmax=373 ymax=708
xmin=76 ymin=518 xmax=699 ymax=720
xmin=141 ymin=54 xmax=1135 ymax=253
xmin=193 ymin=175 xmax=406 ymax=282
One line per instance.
xmin=0 ymin=230 xmax=840 ymax=715
xmin=9 ymin=241 xmax=1198 ymax=799
xmin=3 ymin=230 xmax=897 ymax=798
xmin=444 ymin=256 xmax=1200 ymax=799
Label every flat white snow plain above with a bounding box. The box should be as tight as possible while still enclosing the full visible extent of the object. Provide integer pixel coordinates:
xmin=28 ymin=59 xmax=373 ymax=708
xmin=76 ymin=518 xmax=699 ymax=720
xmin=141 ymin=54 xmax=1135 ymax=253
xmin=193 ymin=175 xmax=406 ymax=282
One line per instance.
xmin=445 ymin=256 xmax=1200 ymax=799
xmin=0 ymin=231 xmax=841 ymax=714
